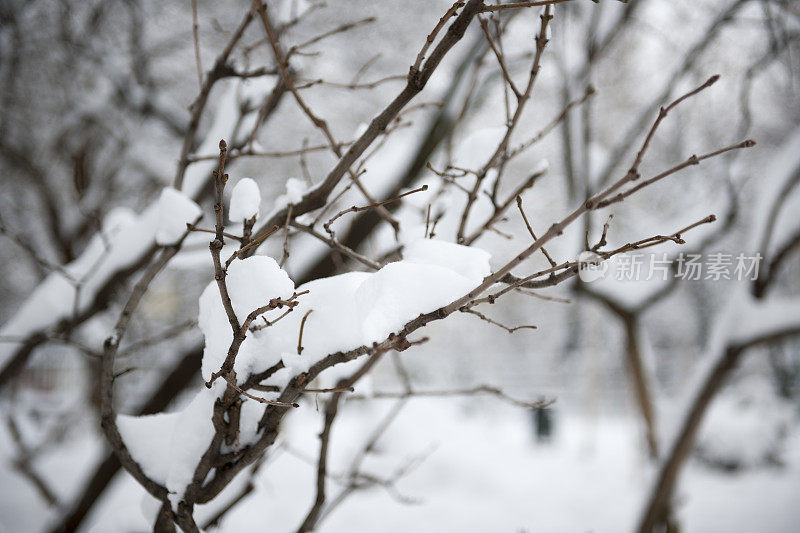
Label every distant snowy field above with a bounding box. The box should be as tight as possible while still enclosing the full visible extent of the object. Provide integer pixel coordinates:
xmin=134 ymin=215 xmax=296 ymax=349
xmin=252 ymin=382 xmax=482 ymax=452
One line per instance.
xmin=2 ymin=399 xmax=798 ymax=532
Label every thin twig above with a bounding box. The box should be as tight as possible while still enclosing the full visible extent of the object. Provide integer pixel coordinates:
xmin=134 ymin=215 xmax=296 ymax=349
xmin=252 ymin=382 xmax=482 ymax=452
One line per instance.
xmin=456 ymin=5 xmax=554 ymax=242
xmin=224 ymin=375 xmax=299 ymax=408
xmin=481 ymin=0 xmax=574 ymax=12
xmin=226 ymin=225 xmax=280 ymax=267
xmin=516 ymin=195 xmax=557 ymax=267
xmin=291 ymin=222 xmax=381 ymax=271
xmin=191 ymin=0 xmax=203 ymax=89
xmin=349 ymin=385 xmax=552 ymax=410
xmin=323 ymin=185 xmax=428 ymax=233
xmin=460 ymin=308 xmax=537 ymax=333
xmin=596 ymin=139 xmax=756 ymax=208
xmin=479 ymin=16 xmax=521 ymax=98
xmin=280 ymin=205 xmax=293 ymax=268
xmin=297 ymin=310 xmax=313 ymax=355
xmin=412 ymin=1 xmax=465 ymax=74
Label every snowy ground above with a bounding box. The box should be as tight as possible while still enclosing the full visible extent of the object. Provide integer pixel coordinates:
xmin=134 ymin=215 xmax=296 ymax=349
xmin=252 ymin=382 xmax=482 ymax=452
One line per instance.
xmin=1 ymin=398 xmax=798 ymax=532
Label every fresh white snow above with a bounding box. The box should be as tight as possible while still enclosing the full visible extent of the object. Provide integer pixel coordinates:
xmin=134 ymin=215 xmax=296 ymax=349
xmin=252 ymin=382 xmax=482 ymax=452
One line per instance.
xmin=155 ymin=188 xmax=203 ymax=246
xmin=117 ymin=383 xmax=223 ymax=506
xmin=229 ymin=178 xmax=261 ymax=222
xmin=197 ymin=239 xmax=490 ymax=387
